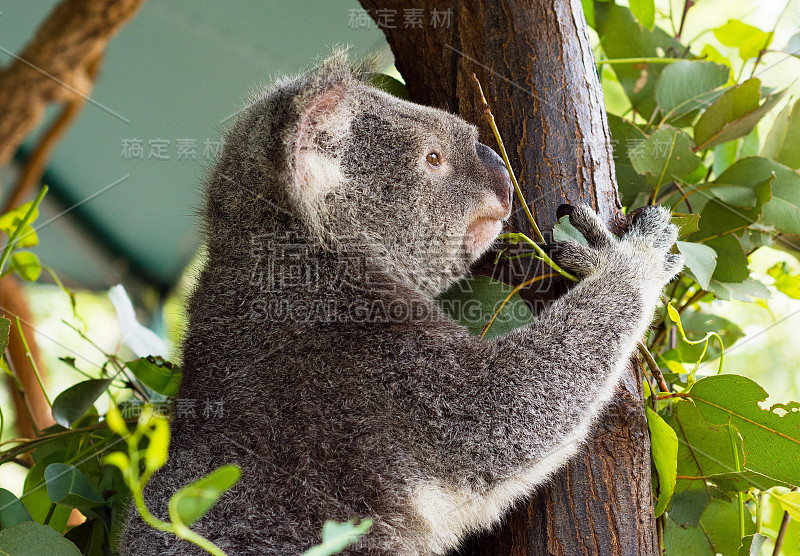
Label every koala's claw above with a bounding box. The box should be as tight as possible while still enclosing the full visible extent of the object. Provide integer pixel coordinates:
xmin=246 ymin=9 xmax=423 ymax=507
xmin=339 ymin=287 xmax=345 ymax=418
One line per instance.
xmin=565 ymin=205 xmax=614 ymax=249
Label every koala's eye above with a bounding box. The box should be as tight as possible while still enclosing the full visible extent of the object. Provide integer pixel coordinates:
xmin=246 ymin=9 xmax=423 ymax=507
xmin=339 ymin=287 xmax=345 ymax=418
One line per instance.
xmin=426 ymin=152 xmax=441 ymax=168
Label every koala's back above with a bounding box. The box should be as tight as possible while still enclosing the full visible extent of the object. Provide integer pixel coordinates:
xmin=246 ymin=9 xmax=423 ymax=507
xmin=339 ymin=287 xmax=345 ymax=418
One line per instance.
xmin=120 ymin=263 xmax=467 ymax=555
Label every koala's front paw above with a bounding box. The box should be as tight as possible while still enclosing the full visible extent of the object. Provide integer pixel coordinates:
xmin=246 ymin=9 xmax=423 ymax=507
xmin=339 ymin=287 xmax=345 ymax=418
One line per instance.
xmin=552 ymin=204 xmax=684 ymax=287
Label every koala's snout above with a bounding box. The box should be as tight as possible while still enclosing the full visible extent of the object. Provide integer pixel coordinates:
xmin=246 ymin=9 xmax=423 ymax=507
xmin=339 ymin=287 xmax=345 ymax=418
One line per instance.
xmin=476 ymin=142 xmax=512 ymax=216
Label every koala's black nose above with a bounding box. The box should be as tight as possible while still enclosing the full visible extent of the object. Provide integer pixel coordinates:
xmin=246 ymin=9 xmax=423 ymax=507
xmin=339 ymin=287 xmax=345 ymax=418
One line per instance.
xmin=476 ymin=142 xmax=512 ymax=210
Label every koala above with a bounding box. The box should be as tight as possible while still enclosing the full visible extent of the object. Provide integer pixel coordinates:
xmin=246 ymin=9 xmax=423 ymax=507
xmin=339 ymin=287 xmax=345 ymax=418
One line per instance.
xmin=119 ymin=51 xmax=683 ymax=555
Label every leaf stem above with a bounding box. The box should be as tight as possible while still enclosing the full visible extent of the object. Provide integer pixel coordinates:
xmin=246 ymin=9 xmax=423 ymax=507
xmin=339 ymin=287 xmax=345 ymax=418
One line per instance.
xmin=42 ymin=502 xmax=57 ymax=526
xmin=498 ymin=233 xmax=577 ymax=282
xmin=472 ymin=74 xmax=545 ymax=243
xmin=729 ymin=426 xmax=746 ymax=541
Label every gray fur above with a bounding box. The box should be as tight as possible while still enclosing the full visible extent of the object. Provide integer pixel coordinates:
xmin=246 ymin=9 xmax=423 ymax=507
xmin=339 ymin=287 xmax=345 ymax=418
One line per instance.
xmin=119 ymin=51 xmax=682 ymax=555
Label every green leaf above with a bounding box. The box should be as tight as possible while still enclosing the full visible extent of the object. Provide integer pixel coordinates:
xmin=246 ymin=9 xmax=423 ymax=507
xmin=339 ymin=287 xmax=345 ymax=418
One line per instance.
xmin=708 ymin=278 xmax=770 ymax=302
xmin=44 ymin=464 xmax=105 ymax=510
xmin=629 ymin=0 xmax=654 ymax=30
xmin=125 ymin=356 xmax=182 ymax=397
xmin=302 ymin=519 xmax=373 ymax=556
xmin=701 ymin=44 xmax=733 ymax=70
xmin=713 ymin=140 xmax=738 ymax=177
xmin=689 ymin=375 xmax=800 ymax=485
xmin=762 ymin=100 xmax=800 ymax=169
xmin=169 ymin=465 xmax=241 ymax=527
xmin=700 ymin=497 xmax=755 ymax=555
xmin=694 ymin=79 xmax=785 ymax=151
xmin=51 ymin=378 xmax=112 ymax=428
xmin=370 ymin=74 xmax=409 ymax=101
xmin=666 ymin=496 xmax=755 ymax=556
xmin=740 ymin=127 xmax=760 ymax=158
xmin=776 ymin=491 xmax=800 ymax=521
xmin=0 ymin=521 xmax=80 ymax=555
xmin=665 ymin=515 xmax=714 ymax=556
xmin=768 ymin=262 xmax=800 ymax=299
xmin=21 ymin=454 xmax=71 ymax=533
xmin=629 ymin=126 xmax=702 ymax=189
xmin=667 ymin=399 xmax=745 ymax=483
xmin=8 ymin=251 xmax=41 ymax=281
xmin=437 ymin=275 xmax=534 ymax=340
xmin=716 ymin=156 xmax=800 ymax=235
xmin=655 ymin=60 xmax=730 ymax=117
xmin=713 ymin=20 xmax=772 ymax=61
xmin=671 ymin=213 xmax=700 ymax=238
xmin=607 ymin=115 xmax=650 ymax=206
xmin=646 ymin=407 xmax=677 ymax=516
xmin=739 ymin=533 xmax=767 ymax=556
xmin=690 ymin=173 xmax=773 ymax=276
xmin=553 ymin=215 xmax=588 ymax=246
xmin=705 ymin=235 xmax=749 ymax=282
xmin=595 ymin=3 xmax=684 ymax=119
xmin=676 ymin=241 xmax=717 ymax=290
xmin=104 ymin=402 xmax=129 ymax=437
xmin=0 ymin=489 xmax=32 ymax=529
xmin=0 ymin=201 xmax=39 ymax=236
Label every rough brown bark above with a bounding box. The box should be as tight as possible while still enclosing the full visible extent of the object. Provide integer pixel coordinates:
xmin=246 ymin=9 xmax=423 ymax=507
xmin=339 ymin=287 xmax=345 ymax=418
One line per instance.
xmin=358 ymin=1 xmax=658 ymax=554
xmin=0 ymin=0 xmax=145 ymax=167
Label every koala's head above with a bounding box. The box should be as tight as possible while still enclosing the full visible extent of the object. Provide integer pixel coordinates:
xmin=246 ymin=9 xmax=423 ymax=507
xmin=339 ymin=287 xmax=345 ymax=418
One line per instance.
xmin=208 ymin=50 xmax=512 ymax=297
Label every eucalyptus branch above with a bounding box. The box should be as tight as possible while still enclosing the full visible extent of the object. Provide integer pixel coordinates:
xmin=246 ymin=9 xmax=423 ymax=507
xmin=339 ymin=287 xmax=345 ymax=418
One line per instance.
xmin=472 ymin=74 xmax=545 ymax=243
xmin=498 ymin=233 xmax=577 ymax=281
xmin=773 ymin=509 xmax=792 ymax=556
xmin=637 ymin=341 xmax=670 ymax=392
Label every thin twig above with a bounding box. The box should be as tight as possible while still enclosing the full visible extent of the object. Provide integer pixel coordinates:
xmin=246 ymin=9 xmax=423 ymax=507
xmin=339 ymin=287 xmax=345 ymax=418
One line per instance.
xmin=472 ymin=74 xmax=545 ymax=243
xmin=638 ymin=340 xmax=670 ymax=392
xmin=751 ymin=0 xmax=791 ymax=78
xmin=773 ymin=509 xmax=791 ymax=555
xmin=676 ymin=0 xmax=695 ymax=40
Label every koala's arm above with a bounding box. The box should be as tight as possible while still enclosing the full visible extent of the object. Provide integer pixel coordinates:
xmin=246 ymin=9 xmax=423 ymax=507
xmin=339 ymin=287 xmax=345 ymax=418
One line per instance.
xmin=402 ymin=206 xmax=682 ymax=491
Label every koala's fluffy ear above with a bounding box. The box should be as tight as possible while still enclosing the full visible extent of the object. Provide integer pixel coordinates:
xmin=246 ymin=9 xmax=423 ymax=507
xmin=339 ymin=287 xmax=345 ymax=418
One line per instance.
xmin=288 ymin=84 xmax=354 ymax=214
xmin=284 ymin=50 xmax=375 ymax=231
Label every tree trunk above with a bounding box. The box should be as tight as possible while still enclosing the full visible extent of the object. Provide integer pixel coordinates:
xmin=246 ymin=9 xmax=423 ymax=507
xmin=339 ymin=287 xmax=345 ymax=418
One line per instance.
xmin=358 ymin=1 xmax=658 ymax=554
